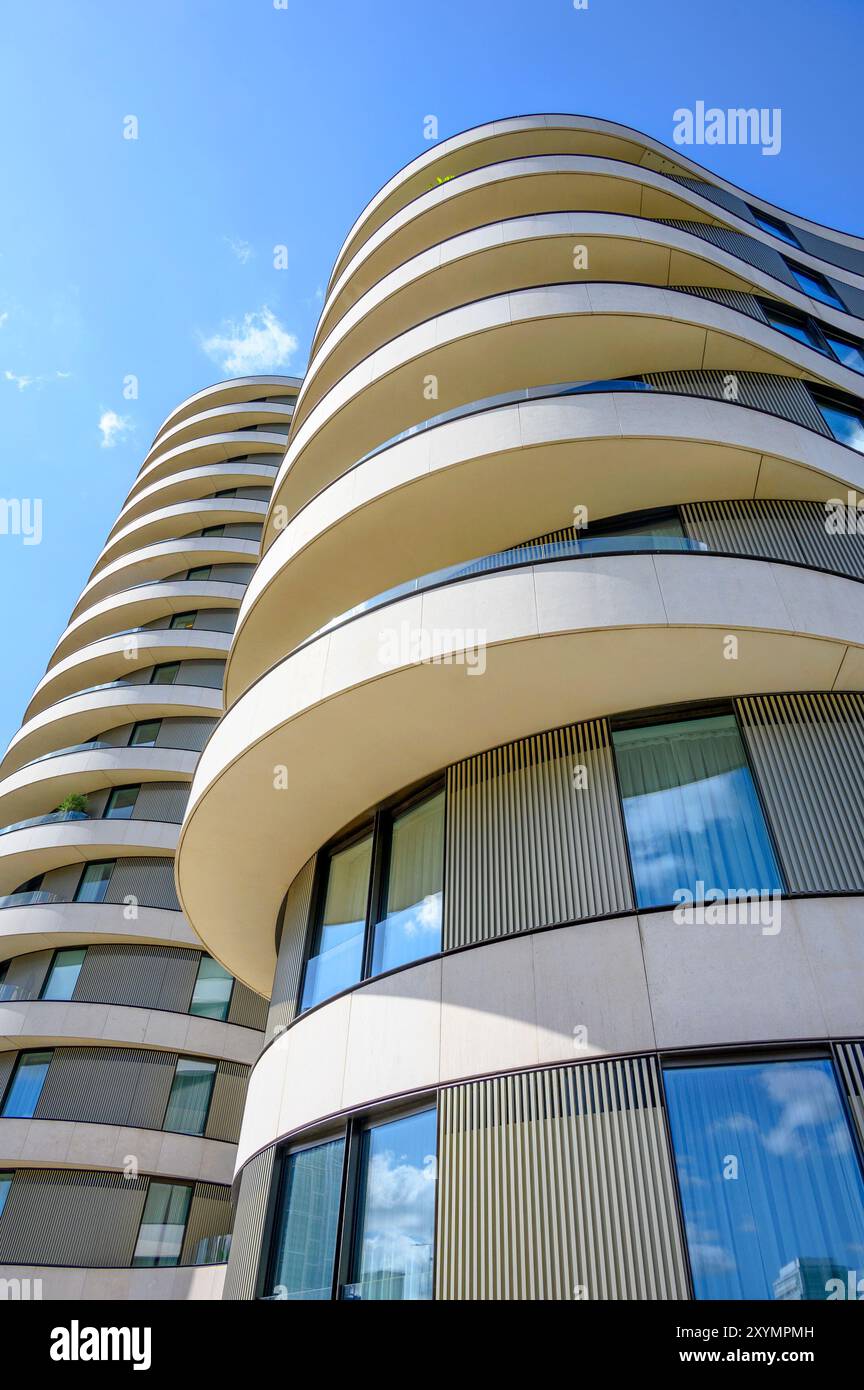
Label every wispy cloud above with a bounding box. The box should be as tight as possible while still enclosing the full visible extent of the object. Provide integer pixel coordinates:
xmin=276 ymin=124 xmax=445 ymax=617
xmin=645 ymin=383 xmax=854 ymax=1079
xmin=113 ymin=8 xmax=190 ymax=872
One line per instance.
xmin=5 ymin=370 xmax=34 ymax=391
xmin=225 ymin=236 xmax=254 ymax=265
xmin=98 ymin=409 xmax=132 ymax=448
xmin=200 ymin=306 xmax=298 ymax=374
xmin=0 ymin=312 xmax=8 ymax=329
xmin=4 ymin=368 xmax=71 ymax=391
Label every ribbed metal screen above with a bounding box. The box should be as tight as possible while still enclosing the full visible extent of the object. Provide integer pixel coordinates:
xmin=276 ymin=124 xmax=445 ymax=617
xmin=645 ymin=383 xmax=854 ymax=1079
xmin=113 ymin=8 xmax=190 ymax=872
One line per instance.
xmin=436 ymin=1057 xmax=689 ymax=1300
xmin=736 ymin=692 xmax=864 ymax=892
xmin=0 ymin=1168 xmax=148 ymax=1267
xmin=132 ymin=781 xmax=191 ymax=824
xmin=205 ymin=1061 xmax=251 ymax=1144
xmin=834 ymin=1042 xmax=864 ymax=1148
xmin=33 ymin=1047 xmax=176 ymax=1129
xmin=683 ymin=498 xmax=864 ymax=580
xmin=227 ymin=982 xmax=268 ymax=1031
xmin=222 ymin=1146 xmax=277 ymax=1300
xmin=444 ymin=720 xmax=634 ymax=949
xmin=664 ymin=173 xmax=750 ymax=219
xmin=73 ymin=944 xmax=199 ymax=1012
xmin=156 ymin=717 xmax=218 ymax=750
xmin=643 ymin=369 xmax=831 ymax=436
xmin=104 ymin=856 xmax=180 ymax=910
xmin=667 ymin=285 xmax=769 ymax=323
xmin=267 ymin=854 xmax=316 ymax=1041
xmin=659 ymin=218 xmax=792 ymax=283
xmin=180 ymin=1181 xmax=233 ymax=1266
xmin=0 ymin=949 xmax=52 ymax=1003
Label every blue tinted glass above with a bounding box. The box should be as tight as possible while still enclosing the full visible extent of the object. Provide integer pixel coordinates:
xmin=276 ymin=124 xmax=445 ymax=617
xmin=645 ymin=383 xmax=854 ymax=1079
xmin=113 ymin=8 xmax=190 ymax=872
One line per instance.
xmin=613 ymin=715 xmax=782 ymax=909
xmin=301 ymin=836 xmax=372 ymax=1010
xmin=764 ymin=309 xmax=823 ymax=352
xmin=665 ymin=1060 xmax=864 ymax=1300
xmin=2 ymin=1051 xmax=52 ymax=1118
xmin=817 ymin=400 xmax=864 ymax=453
xmin=790 ymin=266 xmax=845 ymax=310
xmin=372 ymin=792 xmax=444 ymax=975
xmin=267 ymin=1138 xmax=345 ymax=1299
xmin=825 ymin=334 xmax=864 ymax=375
xmin=752 ymin=210 xmax=799 ymax=247
xmin=41 ymin=948 xmax=86 ymax=1001
xmin=347 ymin=1108 xmax=437 ymax=1301
xmin=0 ymin=1173 xmax=11 ymax=1219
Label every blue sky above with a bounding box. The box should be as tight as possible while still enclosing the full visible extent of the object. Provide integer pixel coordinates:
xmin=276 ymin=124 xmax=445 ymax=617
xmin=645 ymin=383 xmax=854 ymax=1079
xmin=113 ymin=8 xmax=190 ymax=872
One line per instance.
xmin=1 ymin=0 xmax=862 ymax=750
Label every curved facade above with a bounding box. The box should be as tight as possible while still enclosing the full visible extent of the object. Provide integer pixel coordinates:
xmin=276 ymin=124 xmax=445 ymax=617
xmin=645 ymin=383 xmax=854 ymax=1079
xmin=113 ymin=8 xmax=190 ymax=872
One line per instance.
xmin=178 ymin=117 xmax=864 ymax=1302
xmin=0 ymin=374 xmax=300 ymax=1299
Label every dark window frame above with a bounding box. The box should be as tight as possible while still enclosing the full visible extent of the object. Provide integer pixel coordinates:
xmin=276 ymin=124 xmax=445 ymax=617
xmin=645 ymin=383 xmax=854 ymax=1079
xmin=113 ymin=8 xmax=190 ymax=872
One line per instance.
xmin=785 ymin=259 xmax=847 ymax=312
xmin=131 ymin=1178 xmax=194 ymax=1269
xmin=759 ymin=298 xmax=864 ymax=372
xmin=73 ymin=859 xmax=116 ymax=904
xmin=161 ymin=1055 xmax=218 ymax=1136
xmin=149 ymin=662 xmax=180 ymax=686
xmin=38 ymin=946 xmax=87 ymax=1002
xmin=0 ymin=1047 xmax=54 ymax=1118
xmin=749 ymin=206 xmax=801 ymax=248
xmin=128 ymin=718 xmax=162 ymax=747
xmin=299 ymin=778 xmax=446 ymax=1013
xmin=190 ymin=953 xmax=236 ymax=1022
xmin=104 ymin=784 xmax=141 ymax=820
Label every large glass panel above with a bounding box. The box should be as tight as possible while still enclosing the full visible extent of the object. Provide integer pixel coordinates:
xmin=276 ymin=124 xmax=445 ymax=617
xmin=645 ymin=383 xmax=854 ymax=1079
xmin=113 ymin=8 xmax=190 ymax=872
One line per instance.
xmin=301 ymin=835 xmax=372 ymax=1010
xmin=190 ymin=956 xmax=233 ymax=1020
xmin=149 ymin=663 xmax=180 ymax=686
xmin=612 ymin=714 xmax=782 ymax=909
xmin=163 ymin=1058 xmax=217 ymax=1136
xmin=104 ymin=786 xmax=139 ymax=820
xmin=1 ymin=1050 xmax=52 ymax=1118
xmin=41 ymin=948 xmax=86 ymax=1001
xmin=824 ymin=332 xmax=864 ymax=375
xmin=372 ymin=792 xmax=444 ymax=974
xmin=578 ymin=511 xmax=702 ymax=556
xmin=751 ymin=208 xmax=799 ymax=247
xmin=789 ymin=264 xmax=845 ymax=310
xmin=346 ymin=1107 xmax=437 ymax=1301
xmin=267 ymin=1137 xmax=345 ymax=1299
xmin=763 ymin=305 xmax=825 ymax=353
xmin=73 ymin=860 xmax=114 ymax=903
xmin=186 ymin=566 xmax=212 ymax=581
xmin=129 ymin=720 xmax=161 ymax=747
xmin=665 ymin=1059 xmax=864 ymax=1300
xmin=169 ymin=611 xmax=197 ymax=630
xmin=814 ymin=396 xmax=864 ymax=452
xmin=0 ymin=1172 xmax=11 ymax=1220
xmin=132 ymin=1181 xmax=192 ymax=1267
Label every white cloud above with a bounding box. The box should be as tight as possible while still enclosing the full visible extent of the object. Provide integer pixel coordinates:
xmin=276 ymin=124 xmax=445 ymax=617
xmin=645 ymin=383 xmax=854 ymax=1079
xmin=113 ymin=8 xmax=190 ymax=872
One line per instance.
xmin=225 ymin=236 xmax=254 ymax=265
xmin=201 ymin=306 xmax=298 ymax=374
xmin=0 ymin=312 xmax=9 ymax=329
xmin=4 ymin=368 xmax=72 ymax=391
xmin=5 ymin=370 xmax=34 ymax=391
xmin=98 ymin=409 xmax=132 ymax=448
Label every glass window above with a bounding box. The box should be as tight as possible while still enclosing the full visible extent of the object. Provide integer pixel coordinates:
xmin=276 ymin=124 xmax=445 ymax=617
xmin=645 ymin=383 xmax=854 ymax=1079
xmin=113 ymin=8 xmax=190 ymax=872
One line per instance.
xmin=132 ymin=1181 xmax=192 ymax=1267
xmin=163 ymin=1057 xmax=217 ymax=1136
xmin=201 ymin=525 xmax=225 ymax=538
xmin=169 ymin=612 xmax=197 ymax=630
xmin=104 ymin=786 xmax=139 ymax=820
xmin=267 ymin=1137 xmax=345 ymax=1299
xmin=345 ymin=1108 xmax=437 ymax=1301
xmin=129 ymin=719 xmax=161 ymax=747
xmin=762 ymin=304 xmax=825 ymax=353
xmin=612 ymin=713 xmax=782 ymax=909
xmin=301 ymin=834 xmax=373 ymax=1011
xmin=751 ymin=208 xmax=800 ymax=247
xmin=73 ymin=860 xmax=114 ymax=903
xmin=190 ymin=956 xmax=233 ymax=1020
xmin=150 ymin=662 xmax=180 ymax=686
xmin=578 ymin=510 xmax=701 ymax=556
xmin=664 ymin=1059 xmax=864 ymax=1300
xmin=824 ymin=332 xmax=864 ymax=375
xmin=788 ymin=263 xmax=846 ymax=310
xmin=40 ymin=948 xmax=86 ymax=1001
xmin=813 ymin=394 xmax=864 ymax=452
xmin=186 ymin=566 xmax=212 ymax=581
xmin=1 ymin=1050 xmax=53 ymax=1118
xmin=0 ymin=1172 xmax=11 ymax=1220
xmin=372 ymin=791 xmax=444 ymax=974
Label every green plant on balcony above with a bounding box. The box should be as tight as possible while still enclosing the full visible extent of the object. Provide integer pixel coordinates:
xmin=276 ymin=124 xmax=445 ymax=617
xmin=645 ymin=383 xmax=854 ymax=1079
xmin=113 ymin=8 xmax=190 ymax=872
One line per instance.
xmin=55 ymin=792 xmax=88 ymax=816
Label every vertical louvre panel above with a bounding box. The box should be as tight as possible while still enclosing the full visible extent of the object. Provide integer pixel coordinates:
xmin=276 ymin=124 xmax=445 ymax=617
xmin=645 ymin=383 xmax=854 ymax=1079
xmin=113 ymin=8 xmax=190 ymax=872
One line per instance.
xmin=227 ymin=981 xmax=268 ymax=1030
xmin=444 ymin=720 xmax=634 ymax=950
xmin=267 ymin=855 xmax=316 ymax=1041
xmin=0 ymin=1169 xmax=148 ymax=1267
xmin=667 ymin=285 xmax=769 ymax=323
xmin=0 ymin=949 xmax=53 ymax=1003
xmin=132 ymin=781 xmax=190 ymax=824
xmin=833 ymin=1042 xmax=864 ymax=1149
xmin=435 ymin=1058 xmax=689 ymax=1300
xmin=205 ymin=1061 xmax=251 ymax=1144
xmin=104 ymin=856 xmax=180 ymax=910
xmin=643 ymin=369 xmax=831 ymax=435
xmin=658 ymin=218 xmax=792 ymax=281
xmin=32 ymin=1047 xmax=177 ymax=1129
xmin=156 ymin=717 xmax=217 ymax=751
xmin=683 ymin=498 xmax=864 ymax=580
xmin=180 ymin=1181 xmax=233 ymax=1266
xmin=73 ymin=944 xmax=199 ymax=1012
xmin=222 ymin=1147 xmax=277 ymax=1300
xmin=737 ymin=692 xmax=864 ymax=892
xmin=664 ymin=174 xmax=751 ymax=218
